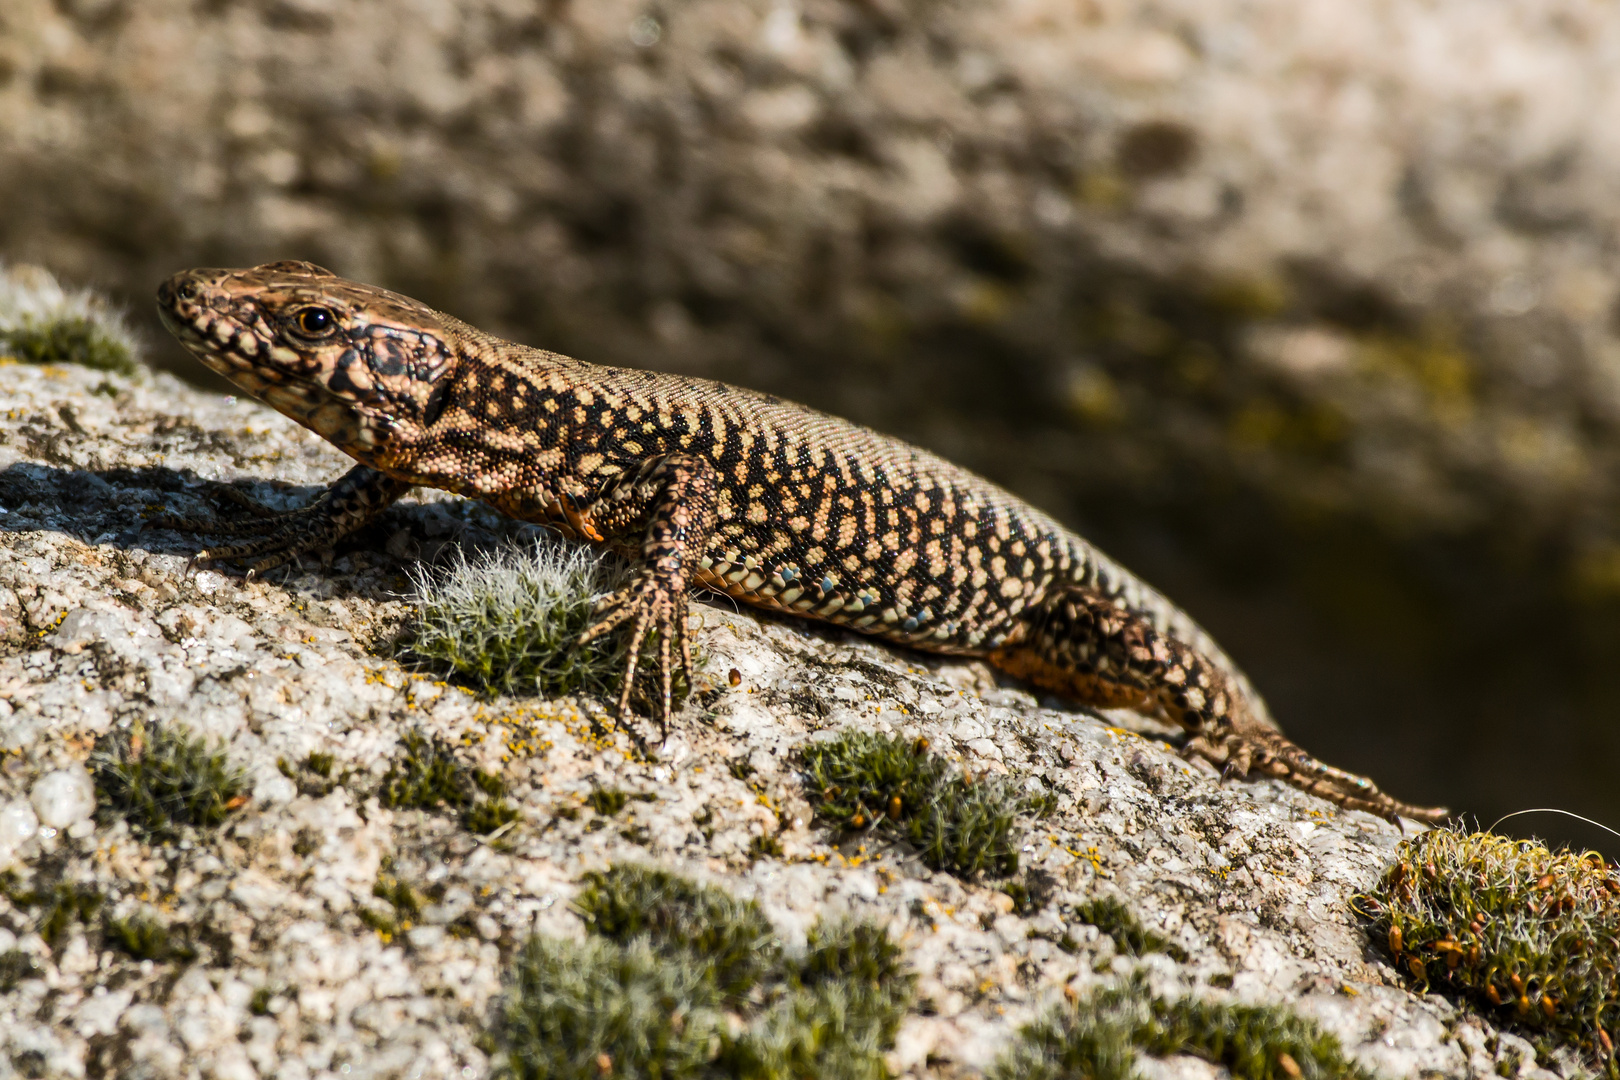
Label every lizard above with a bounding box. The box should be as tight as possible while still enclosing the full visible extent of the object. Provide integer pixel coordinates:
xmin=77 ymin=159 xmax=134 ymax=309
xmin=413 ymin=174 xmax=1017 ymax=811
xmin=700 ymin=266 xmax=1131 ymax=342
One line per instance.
xmin=153 ymin=260 xmax=1447 ymax=824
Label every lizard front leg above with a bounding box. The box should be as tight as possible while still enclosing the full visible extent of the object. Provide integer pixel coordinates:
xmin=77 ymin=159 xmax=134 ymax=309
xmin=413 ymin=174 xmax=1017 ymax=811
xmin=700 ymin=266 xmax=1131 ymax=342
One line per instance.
xmin=993 ymin=585 xmax=1450 ymax=825
xmin=151 ymin=464 xmax=413 ymax=576
xmin=572 ymin=454 xmax=719 ymax=730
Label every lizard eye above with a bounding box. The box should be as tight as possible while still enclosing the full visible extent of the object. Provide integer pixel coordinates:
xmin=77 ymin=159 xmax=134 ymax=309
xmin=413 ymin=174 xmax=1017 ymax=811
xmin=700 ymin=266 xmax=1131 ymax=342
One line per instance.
xmin=294 ymin=307 xmax=336 ymax=337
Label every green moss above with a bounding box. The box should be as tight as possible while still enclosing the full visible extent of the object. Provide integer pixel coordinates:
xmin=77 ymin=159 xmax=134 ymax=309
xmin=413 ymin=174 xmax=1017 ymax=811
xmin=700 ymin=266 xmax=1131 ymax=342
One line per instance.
xmin=379 ymin=732 xmax=470 ymax=812
xmin=104 ymin=911 xmax=177 ymax=961
xmin=403 ymin=543 xmax=624 ymax=700
xmin=91 ymin=721 xmax=245 ymax=839
xmin=749 ymin=834 xmax=784 ymax=860
xmin=574 ymin=865 xmax=778 ymax=1001
xmin=797 ymin=918 xmax=915 ymax=1049
xmin=358 ymin=866 xmax=426 ymax=940
xmin=991 ymin=981 xmax=1375 ymax=1080
xmin=500 ymin=935 xmax=724 ymax=1080
xmin=1353 ymin=828 xmax=1620 ymax=1069
xmin=799 ymin=731 xmax=1054 ymax=879
xmin=497 ymin=864 xmax=913 ymax=1080
xmin=1001 ymin=880 xmax=1036 ymax=915
xmin=378 ymin=731 xmax=517 ymax=834
xmin=0 ymin=949 xmax=39 ymax=992
xmin=1072 ymin=896 xmax=1188 ymax=962
xmin=402 ymin=541 xmax=699 ymax=715
xmin=586 ymin=787 xmax=631 ymax=817
xmin=720 ymin=981 xmax=895 ymax=1080
xmin=3 ymin=882 xmax=104 ymax=948
xmin=1 ymin=315 xmax=136 ymax=374
xmin=373 ymin=868 xmax=422 ymax=921
xmin=466 ymin=798 xmax=522 ymax=835
xmin=358 ymin=907 xmax=399 ymax=938
xmin=278 ymin=750 xmax=344 ymax=797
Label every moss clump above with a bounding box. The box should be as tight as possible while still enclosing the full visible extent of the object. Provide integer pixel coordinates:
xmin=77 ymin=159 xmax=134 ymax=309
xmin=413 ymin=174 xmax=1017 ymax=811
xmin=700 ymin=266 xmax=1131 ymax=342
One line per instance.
xmin=991 ymin=981 xmax=1376 ymax=1080
xmin=502 ymin=935 xmax=724 ymax=1080
xmin=1 ymin=315 xmax=136 ymax=373
xmin=378 ymin=732 xmax=468 ymax=811
xmin=575 ymin=865 xmax=778 ymax=1001
xmin=377 ymin=731 xmax=518 ymax=835
xmin=1353 ymin=828 xmax=1620 ymax=1069
xmin=749 ymin=834 xmax=784 ymax=859
xmin=360 ymin=864 xmax=424 ymax=939
xmin=374 ymin=867 xmax=423 ymax=921
xmin=90 ymin=721 xmax=244 ymax=839
xmin=0 ymin=949 xmax=39 ymax=991
xmin=403 ymin=542 xmax=624 ymax=700
xmin=800 ymin=731 xmax=1054 ymax=879
xmin=0 ymin=264 xmax=140 ymax=375
xmin=2 ymin=881 xmax=104 ymax=948
xmin=104 ymin=911 xmax=184 ymax=961
xmin=496 ymin=864 xmax=914 ymax=1080
xmin=797 ymin=918 xmax=916 ymax=1050
xmin=466 ymin=798 xmax=523 ymax=835
xmin=277 ymin=750 xmax=344 ymax=797
xmin=586 ymin=787 xmax=631 ymax=817
xmin=719 ymin=978 xmax=897 ymax=1080
xmin=1073 ymin=896 xmax=1189 ymax=962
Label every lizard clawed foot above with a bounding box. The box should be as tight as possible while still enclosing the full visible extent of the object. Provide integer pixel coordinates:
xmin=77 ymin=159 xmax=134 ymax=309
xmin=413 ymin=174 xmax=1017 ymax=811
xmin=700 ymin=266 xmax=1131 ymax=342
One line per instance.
xmin=1183 ymin=717 xmax=1450 ymax=826
xmin=577 ymin=569 xmax=692 ymax=732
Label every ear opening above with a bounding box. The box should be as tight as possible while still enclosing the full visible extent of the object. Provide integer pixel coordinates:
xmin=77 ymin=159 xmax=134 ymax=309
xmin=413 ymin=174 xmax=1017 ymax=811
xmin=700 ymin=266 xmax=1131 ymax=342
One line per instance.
xmin=421 ymin=382 xmax=452 ymax=428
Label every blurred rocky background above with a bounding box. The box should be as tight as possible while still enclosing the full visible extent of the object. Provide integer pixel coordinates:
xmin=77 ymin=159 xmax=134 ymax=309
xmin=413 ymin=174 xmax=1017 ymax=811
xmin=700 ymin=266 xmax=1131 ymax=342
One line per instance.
xmin=1 ymin=0 xmax=1617 ymax=851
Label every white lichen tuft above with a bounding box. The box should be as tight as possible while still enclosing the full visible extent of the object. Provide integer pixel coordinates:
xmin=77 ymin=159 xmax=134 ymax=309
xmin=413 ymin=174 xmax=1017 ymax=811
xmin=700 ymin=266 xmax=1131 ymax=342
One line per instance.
xmin=406 ymin=540 xmax=626 ymax=699
xmin=0 ymin=261 xmax=139 ymax=373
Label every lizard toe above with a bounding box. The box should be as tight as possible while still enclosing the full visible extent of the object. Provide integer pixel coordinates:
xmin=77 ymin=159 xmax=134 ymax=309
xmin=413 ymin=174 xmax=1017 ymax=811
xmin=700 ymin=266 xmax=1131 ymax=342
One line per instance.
xmin=580 ymin=571 xmax=692 ymax=730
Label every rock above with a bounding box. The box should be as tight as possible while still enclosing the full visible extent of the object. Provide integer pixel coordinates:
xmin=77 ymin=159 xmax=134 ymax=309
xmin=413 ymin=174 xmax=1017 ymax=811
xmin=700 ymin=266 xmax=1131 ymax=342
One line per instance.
xmin=4 ymin=0 xmax=1620 ymax=849
xmin=29 ymin=766 xmax=94 ymax=830
xmin=0 ymin=340 xmax=1587 ymax=1077
xmin=0 ymin=799 xmax=38 ymax=869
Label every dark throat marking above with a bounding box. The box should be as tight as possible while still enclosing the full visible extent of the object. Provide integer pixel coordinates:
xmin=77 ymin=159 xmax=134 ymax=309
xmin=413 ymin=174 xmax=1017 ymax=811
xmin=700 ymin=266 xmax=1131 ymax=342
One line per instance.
xmin=153 ymin=260 xmax=1448 ymax=825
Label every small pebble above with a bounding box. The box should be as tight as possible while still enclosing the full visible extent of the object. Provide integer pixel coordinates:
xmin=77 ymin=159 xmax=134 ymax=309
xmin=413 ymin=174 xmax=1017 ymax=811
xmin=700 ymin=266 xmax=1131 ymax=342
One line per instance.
xmin=0 ymin=800 xmax=39 ymax=866
xmin=31 ymin=767 xmax=96 ymax=829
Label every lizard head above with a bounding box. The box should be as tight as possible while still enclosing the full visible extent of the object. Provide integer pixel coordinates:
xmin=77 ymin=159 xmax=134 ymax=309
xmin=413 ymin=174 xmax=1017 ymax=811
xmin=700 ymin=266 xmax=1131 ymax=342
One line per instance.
xmin=156 ymin=260 xmax=458 ymax=463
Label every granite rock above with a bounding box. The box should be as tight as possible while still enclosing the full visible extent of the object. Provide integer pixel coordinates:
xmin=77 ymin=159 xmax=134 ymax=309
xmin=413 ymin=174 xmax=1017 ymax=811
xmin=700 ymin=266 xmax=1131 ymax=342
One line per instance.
xmin=0 ymin=349 xmax=1580 ymax=1075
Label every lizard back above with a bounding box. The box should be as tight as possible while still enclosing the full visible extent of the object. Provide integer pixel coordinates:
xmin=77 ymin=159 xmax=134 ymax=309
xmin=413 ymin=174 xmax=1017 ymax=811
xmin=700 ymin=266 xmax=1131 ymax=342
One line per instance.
xmin=433 ymin=318 xmax=1268 ymax=722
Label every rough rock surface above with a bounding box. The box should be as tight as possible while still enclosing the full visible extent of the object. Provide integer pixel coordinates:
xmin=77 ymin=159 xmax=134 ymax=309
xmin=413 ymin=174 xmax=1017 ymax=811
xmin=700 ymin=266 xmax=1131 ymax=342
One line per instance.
xmin=3 ymin=0 xmax=1620 ymax=847
xmin=0 ymin=362 xmax=1582 ymax=1077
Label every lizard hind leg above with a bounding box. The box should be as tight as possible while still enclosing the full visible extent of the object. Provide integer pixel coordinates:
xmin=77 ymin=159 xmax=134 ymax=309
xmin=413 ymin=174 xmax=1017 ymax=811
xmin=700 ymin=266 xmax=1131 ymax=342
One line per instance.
xmin=992 ymin=585 xmax=1450 ymax=826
